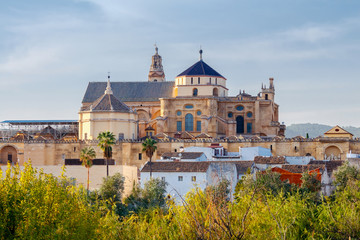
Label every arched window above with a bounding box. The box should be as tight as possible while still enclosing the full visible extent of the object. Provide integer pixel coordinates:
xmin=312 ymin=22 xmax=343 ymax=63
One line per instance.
xmin=154 ymin=79 xmax=157 ymax=82
xmin=213 ymin=88 xmax=218 ymax=96
xmin=265 ymin=94 xmax=268 ymax=100
xmin=193 ymin=88 xmax=198 ymax=96
xmin=185 ymin=113 xmax=194 ymax=131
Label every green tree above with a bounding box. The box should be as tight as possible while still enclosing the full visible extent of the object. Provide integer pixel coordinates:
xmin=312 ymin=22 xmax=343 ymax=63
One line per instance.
xmin=333 ymin=161 xmax=360 ymax=191
xmin=97 ymin=131 xmax=116 ymax=177
xmin=125 ymin=178 xmax=167 ymax=213
xmin=99 ymin=173 xmax=125 ymax=202
xmin=0 ymin=162 xmax=114 ymax=239
xmin=80 ymin=147 xmax=96 ymax=191
xmin=142 ymin=138 xmax=157 ymax=178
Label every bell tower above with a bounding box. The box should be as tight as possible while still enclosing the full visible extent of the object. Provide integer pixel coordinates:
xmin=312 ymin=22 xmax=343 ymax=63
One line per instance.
xmin=148 ymin=45 xmax=165 ymax=82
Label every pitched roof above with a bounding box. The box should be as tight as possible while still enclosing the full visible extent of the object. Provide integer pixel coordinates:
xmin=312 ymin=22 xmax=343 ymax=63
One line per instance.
xmin=309 ymin=160 xmax=344 ymax=173
xmin=195 ymin=133 xmax=213 ymax=139
xmin=141 ymin=161 xmax=210 ymax=172
xmin=177 ymin=60 xmax=225 ymax=78
xmin=83 ymin=94 xmax=131 ymax=112
xmin=254 ymin=156 xmax=286 ymax=164
xmin=82 ymin=81 xmax=174 ymax=103
xmin=174 ymin=131 xmax=195 ymax=139
xmin=162 ymin=152 xmax=204 ymax=160
xmin=324 ymin=125 xmax=353 ymax=136
xmin=235 ymin=161 xmax=254 ymax=174
xmin=281 ymin=164 xmax=324 ymax=173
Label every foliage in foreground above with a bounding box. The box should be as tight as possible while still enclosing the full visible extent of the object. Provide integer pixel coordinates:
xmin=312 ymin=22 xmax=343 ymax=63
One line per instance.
xmin=0 ymin=163 xmax=118 ymax=240
xmin=2 ymin=162 xmax=360 ymax=239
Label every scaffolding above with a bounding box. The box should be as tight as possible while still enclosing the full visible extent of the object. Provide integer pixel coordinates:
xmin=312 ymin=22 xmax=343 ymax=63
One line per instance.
xmin=0 ymin=120 xmax=79 ymax=140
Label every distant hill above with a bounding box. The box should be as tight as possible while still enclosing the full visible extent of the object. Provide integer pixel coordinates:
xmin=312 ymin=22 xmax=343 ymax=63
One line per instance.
xmin=285 ymin=123 xmax=360 ymax=138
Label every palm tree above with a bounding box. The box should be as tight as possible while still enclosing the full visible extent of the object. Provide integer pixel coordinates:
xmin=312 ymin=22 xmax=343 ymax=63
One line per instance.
xmin=97 ymin=131 xmax=116 ymax=177
xmin=80 ymin=147 xmax=96 ymax=191
xmin=142 ymin=138 xmax=157 ymax=178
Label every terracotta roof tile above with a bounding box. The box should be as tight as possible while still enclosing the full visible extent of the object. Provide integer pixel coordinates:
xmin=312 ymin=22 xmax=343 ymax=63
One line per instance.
xmin=162 ymin=152 xmax=204 ymax=160
xmin=309 ymin=160 xmax=344 ymax=173
xmin=281 ymin=164 xmax=324 ymax=173
xmin=254 ymin=156 xmax=286 ymax=164
xmin=141 ymin=161 xmax=210 ymax=172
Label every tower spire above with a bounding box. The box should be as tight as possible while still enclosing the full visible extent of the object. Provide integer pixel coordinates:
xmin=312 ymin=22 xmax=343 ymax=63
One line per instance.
xmin=154 ymin=43 xmax=158 ymax=54
xmin=105 ymin=72 xmax=113 ymax=95
xmin=148 ymin=45 xmax=165 ymax=82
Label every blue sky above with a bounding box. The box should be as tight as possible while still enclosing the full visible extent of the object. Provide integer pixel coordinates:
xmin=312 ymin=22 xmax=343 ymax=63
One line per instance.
xmin=1 ymin=0 xmax=360 ymax=127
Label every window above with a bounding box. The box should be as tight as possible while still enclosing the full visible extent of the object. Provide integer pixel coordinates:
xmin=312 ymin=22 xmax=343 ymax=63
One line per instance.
xmin=247 ymin=123 xmax=252 ymax=133
xmin=213 ymin=88 xmax=218 ymax=96
xmin=176 ymin=110 xmax=182 ymax=116
xmin=185 ymin=114 xmax=194 ymax=131
xmin=138 ymin=153 xmax=142 ymax=160
xmin=154 ymin=79 xmax=157 ymax=82
xmin=161 ymin=177 xmax=165 ymax=181
xmin=185 ymin=104 xmax=194 ymax=109
xmin=118 ymin=133 xmax=124 ymax=140
xmin=228 ymin=112 xmax=233 ymax=118
xmin=265 ymin=94 xmax=268 ymax=100
xmin=247 ymin=112 xmax=253 ymax=118
xmin=191 ymin=77 xmax=193 ymax=84
xmin=196 ymin=121 xmax=201 ymax=132
xmin=198 ymin=77 xmax=200 ymax=84
xmin=193 ymin=88 xmax=198 ymax=96
xmin=177 ymin=121 xmax=182 ymax=131
xmin=73 ymin=147 xmax=76 ymax=152
xmin=236 ymin=105 xmax=244 ymax=111
xmin=191 ymin=176 xmax=196 ymax=182
xmin=215 ymin=78 xmax=217 ymax=85
xmin=197 ymin=110 xmax=201 ymax=116
xmin=209 ymin=78 xmax=211 ymax=84
xmin=178 ymin=176 xmax=183 ymax=181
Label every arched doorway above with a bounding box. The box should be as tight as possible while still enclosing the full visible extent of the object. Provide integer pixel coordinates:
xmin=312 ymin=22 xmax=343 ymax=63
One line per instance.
xmin=325 ymin=146 xmax=341 ymax=160
xmin=0 ymin=146 xmax=18 ymax=164
xmin=236 ymin=116 xmax=244 ymax=134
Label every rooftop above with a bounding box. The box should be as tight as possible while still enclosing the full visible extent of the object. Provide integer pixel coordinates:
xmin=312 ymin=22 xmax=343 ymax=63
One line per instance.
xmin=141 ymin=161 xmax=210 ymax=172
xmin=162 ymin=152 xmax=204 ymax=160
xmin=177 ymin=60 xmax=225 ymax=78
xmin=82 ymin=81 xmax=174 ymax=103
xmin=83 ymin=93 xmax=131 ymax=112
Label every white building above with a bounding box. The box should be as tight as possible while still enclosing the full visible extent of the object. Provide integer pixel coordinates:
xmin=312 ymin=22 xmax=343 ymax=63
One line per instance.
xmin=140 ymin=161 xmax=253 ymax=202
xmin=183 ymin=144 xmax=272 ymax=161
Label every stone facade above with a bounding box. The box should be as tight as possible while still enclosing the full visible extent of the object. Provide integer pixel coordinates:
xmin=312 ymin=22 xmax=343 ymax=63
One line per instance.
xmin=2 ymin=136 xmax=360 ymax=167
xmin=81 ymin=48 xmax=284 ymax=139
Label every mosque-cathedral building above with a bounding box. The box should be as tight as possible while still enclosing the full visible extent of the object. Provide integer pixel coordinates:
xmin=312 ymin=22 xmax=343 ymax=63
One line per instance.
xmin=0 ymin=47 xmax=360 ymax=167
xmin=79 ymin=47 xmax=285 ymax=140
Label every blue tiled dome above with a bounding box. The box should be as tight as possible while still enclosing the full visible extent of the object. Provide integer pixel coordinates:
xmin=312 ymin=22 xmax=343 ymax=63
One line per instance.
xmin=177 ymin=60 xmax=225 ymax=78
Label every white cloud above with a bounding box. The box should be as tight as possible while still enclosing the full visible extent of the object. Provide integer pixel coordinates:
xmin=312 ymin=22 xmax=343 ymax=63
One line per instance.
xmin=75 ymin=0 xmax=145 ymax=20
xmin=281 ymin=26 xmax=341 ymax=43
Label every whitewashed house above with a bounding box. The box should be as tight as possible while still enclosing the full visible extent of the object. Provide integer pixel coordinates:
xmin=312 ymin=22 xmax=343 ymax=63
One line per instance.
xmin=140 ymin=160 xmax=253 ymax=202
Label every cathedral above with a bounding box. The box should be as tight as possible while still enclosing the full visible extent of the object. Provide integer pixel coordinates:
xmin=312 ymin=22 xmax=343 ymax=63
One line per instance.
xmin=79 ymin=47 xmax=285 ymax=140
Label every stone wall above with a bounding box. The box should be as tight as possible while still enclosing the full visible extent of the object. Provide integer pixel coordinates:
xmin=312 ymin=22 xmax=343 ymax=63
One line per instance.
xmin=1 ymin=138 xmax=360 ymax=168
